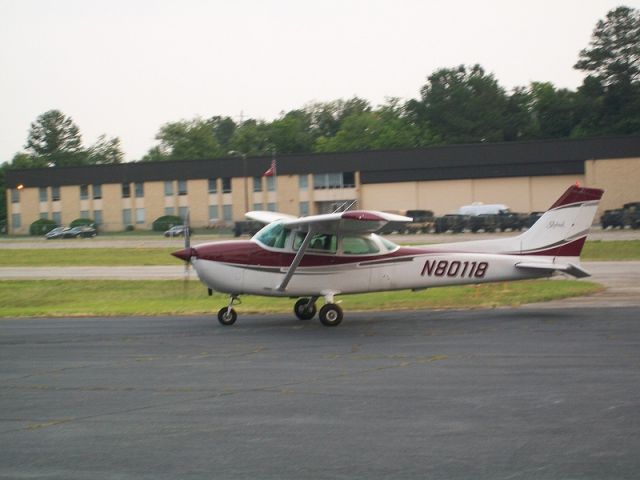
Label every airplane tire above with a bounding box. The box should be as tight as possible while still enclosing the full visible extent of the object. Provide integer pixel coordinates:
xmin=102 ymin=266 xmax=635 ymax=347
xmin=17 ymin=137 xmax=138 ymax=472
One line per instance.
xmin=319 ymin=304 xmax=343 ymax=327
xmin=217 ymin=307 xmax=237 ymax=326
xmin=294 ymin=298 xmax=317 ymax=320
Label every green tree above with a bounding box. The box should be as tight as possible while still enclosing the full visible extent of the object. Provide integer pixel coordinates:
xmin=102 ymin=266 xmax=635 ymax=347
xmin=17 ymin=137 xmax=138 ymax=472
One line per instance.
xmin=25 ymin=110 xmax=86 ymax=167
xmin=574 ymin=6 xmax=640 ymax=86
xmin=267 ymin=110 xmax=314 ymax=154
xmin=410 ymin=65 xmax=508 ymax=144
xmin=528 ymin=82 xmax=579 ymax=138
xmin=145 ymin=119 xmax=224 ymax=161
xmin=573 ymin=6 xmax=640 ymax=135
xmin=227 ymin=120 xmax=272 ymax=156
xmin=88 ymin=135 xmax=124 ymax=164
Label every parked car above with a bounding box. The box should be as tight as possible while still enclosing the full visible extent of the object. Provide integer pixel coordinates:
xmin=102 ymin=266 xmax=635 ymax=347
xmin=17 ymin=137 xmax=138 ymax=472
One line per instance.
xmin=45 ymin=227 xmax=71 ymax=239
xmin=68 ymin=226 xmax=97 ymax=238
xmin=601 ymin=209 xmax=624 ymax=229
xmin=404 ymin=210 xmax=435 ymax=234
xmin=164 ymin=225 xmax=191 ymax=237
xmin=622 ymin=202 xmax=640 ymax=229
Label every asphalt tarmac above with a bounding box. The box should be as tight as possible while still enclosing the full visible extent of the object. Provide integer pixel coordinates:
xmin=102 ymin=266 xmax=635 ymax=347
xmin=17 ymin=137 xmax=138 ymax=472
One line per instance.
xmin=1 ymin=307 xmax=639 ymax=479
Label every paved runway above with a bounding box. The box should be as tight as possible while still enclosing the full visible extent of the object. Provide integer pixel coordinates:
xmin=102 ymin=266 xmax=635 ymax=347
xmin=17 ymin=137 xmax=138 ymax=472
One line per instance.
xmin=2 ymin=307 xmax=639 ymax=479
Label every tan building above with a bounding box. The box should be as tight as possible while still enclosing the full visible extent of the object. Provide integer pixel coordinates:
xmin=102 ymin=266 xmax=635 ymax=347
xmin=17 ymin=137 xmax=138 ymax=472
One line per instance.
xmin=5 ymin=136 xmax=640 ymax=235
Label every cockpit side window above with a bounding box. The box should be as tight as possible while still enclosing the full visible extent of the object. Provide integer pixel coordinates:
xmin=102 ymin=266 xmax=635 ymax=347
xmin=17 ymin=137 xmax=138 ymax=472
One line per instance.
xmin=342 ymin=235 xmax=380 ymax=255
xmin=294 ymin=232 xmax=337 ymax=253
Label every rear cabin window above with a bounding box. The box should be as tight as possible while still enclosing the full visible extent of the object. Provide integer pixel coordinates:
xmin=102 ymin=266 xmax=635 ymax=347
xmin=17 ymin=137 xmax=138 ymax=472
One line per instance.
xmin=342 ymin=235 xmax=380 ymax=255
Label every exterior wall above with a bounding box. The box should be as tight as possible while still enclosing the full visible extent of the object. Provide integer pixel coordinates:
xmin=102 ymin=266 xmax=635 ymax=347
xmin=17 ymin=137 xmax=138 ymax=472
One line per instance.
xmin=5 ymin=155 xmax=640 ymax=235
xmin=276 ymin=175 xmax=299 ymax=216
xmin=102 ymin=183 xmax=122 ymax=232
xmin=145 ymin=181 xmax=166 ymax=229
xmin=186 ymin=179 xmax=208 ymax=228
xmin=585 ymin=157 xmax=640 ymax=215
xmin=362 ymin=175 xmax=584 ymax=215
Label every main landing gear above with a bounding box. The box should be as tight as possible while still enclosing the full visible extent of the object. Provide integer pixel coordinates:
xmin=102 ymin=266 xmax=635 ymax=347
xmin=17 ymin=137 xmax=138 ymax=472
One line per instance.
xmin=217 ymin=294 xmax=343 ymax=327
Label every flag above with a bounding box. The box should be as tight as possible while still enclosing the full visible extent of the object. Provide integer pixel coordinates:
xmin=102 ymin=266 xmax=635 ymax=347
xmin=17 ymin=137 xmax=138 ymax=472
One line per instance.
xmin=263 ymin=158 xmax=276 ymax=177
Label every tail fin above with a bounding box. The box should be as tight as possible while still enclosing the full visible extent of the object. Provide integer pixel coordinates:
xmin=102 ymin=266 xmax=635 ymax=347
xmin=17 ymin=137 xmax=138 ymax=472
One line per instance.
xmin=518 ymin=185 xmax=604 ymax=259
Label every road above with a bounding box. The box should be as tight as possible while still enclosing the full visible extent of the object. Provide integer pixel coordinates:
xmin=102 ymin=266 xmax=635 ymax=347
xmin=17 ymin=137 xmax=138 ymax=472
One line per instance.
xmin=1 ymin=307 xmax=639 ymax=479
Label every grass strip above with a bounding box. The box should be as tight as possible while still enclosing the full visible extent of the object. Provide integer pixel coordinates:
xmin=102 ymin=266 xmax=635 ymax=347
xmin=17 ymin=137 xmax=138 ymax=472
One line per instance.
xmin=1 ymin=240 xmax=639 ymax=267
xmin=0 ymin=279 xmax=602 ymax=318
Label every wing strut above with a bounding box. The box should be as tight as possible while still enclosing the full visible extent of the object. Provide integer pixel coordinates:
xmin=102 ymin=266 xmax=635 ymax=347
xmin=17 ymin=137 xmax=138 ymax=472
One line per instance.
xmin=276 ymin=228 xmax=314 ymax=292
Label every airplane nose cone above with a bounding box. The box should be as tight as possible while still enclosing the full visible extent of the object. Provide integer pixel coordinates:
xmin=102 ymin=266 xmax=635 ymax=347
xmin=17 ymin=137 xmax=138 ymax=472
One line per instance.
xmin=172 ymin=247 xmax=195 ymax=261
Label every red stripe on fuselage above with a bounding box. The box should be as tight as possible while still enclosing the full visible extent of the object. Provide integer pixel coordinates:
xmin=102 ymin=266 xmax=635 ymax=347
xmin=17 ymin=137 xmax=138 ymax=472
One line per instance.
xmin=192 ymin=241 xmax=431 ymax=267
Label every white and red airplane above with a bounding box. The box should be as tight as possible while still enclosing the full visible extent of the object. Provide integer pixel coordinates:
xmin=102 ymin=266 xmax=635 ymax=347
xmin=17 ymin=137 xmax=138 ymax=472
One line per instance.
xmin=172 ymin=184 xmax=604 ymax=326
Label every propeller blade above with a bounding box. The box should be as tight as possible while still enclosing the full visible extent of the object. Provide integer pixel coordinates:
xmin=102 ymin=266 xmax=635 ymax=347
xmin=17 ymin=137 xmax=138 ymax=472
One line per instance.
xmin=184 ymin=209 xmax=191 ymax=250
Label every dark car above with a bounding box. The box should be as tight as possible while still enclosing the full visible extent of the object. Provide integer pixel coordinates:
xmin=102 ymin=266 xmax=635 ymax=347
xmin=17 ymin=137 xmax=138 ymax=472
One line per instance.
xmin=601 ymin=209 xmax=624 ymax=229
xmin=45 ymin=227 xmax=71 ymax=239
xmin=68 ymin=226 xmax=97 ymax=238
xmin=164 ymin=225 xmax=191 ymax=237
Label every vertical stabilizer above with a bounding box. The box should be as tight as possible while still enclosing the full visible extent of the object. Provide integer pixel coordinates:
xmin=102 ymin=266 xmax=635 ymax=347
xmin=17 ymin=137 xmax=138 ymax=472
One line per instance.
xmin=518 ymin=185 xmax=603 ymax=258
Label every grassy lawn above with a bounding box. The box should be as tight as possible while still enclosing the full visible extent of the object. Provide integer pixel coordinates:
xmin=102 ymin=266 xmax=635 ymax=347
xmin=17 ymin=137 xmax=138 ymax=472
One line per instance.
xmin=0 ymin=240 xmax=639 ymax=266
xmin=0 ymin=279 xmax=602 ymax=318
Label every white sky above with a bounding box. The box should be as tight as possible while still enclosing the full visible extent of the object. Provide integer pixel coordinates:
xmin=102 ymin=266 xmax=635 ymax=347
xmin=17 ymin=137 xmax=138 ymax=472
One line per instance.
xmin=1 ymin=0 xmax=639 ymax=163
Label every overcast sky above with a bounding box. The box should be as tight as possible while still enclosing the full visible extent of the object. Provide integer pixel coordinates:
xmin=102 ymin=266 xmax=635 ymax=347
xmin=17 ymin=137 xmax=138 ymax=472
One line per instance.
xmin=1 ymin=0 xmax=639 ymax=163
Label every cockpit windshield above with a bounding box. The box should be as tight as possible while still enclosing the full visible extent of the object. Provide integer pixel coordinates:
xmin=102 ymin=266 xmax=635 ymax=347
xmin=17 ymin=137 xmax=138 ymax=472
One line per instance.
xmin=254 ymin=222 xmax=291 ymax=249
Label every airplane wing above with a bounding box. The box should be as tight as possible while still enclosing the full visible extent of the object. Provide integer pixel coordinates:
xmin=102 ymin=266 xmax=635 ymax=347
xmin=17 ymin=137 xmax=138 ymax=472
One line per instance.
xmin=515 ymin=262 xmax=591 ymax=278
xmin=245 ymin=211 xmax=298 ymax=224
xmin=279 ymin=210 xmax=413 ymax=234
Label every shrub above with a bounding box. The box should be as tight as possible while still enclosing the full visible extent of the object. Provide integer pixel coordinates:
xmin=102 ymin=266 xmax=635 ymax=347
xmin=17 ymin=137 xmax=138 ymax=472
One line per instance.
xmin=70 ymin=218 xmax=96 ymax=228
xmin=152 ymin=215 xmax=183 ymax=232
xmin=30 ymin=218 xmax=57 ymax=236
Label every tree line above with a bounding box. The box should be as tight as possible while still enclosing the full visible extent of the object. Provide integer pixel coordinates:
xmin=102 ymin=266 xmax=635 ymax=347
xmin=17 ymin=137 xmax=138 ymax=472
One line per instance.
xmin=2 ymin=6 xmax=639 ymax=224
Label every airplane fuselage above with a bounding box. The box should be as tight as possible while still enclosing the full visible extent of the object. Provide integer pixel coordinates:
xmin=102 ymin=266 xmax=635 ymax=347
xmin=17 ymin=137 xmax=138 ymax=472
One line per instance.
xmin=190 ymin=237 xmax=549 ymax=298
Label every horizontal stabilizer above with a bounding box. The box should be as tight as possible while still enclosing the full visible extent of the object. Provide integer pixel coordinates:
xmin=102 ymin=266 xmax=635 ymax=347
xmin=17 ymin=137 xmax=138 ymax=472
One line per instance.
xmin=515 ymin=262 xmax=591 ymax=278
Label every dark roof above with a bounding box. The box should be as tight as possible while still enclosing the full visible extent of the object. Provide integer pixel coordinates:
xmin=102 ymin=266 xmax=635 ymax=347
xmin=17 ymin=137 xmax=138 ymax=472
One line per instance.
xmin=5 ymin=135 xmax=640 ymax=189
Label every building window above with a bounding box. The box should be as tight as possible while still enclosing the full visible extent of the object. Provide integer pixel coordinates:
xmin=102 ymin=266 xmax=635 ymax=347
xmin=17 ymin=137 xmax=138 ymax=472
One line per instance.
xmin=222 ymin=205 xmax=232 ymax=221
xmin=136 ymin=208 xmax=145 ymax=224
xmin=178 ymin=180 xmax=187 ymax=196
xmin=39 ymin=212 xmax=49 ymax=220
xmin=122 ymin=183 xmax=131 ymax=198
xmin=94 ymin=210 xmax=103 ymax=225
xmin=209 ymin=205 xmax=219 ymax=221
xmin=267 ymin=176 xmax=276 ymax=192
xmin=253 ymin=176 xmax=262 ymax=192
xmin=12 ymin=213 xmax=21 ymax=229
xmin=80 ymin=210 xmax=89 ymax=219
xmin=39 ymin=187 xmax=48 ymax=202
xmin=253 ymin=203 xmax=263 ymax=211
xmin=135 ymin=182 xmax=144 ymax=198
xmin=178 ymin=207 xmax=188 ymax=221
xmin=222 ymin=178 xmax=232 ymax=194
xmin=165 ymin=207 xmax=175 ymax=216
xmin=267 ymin=202 xmax=277 ymax=212
xmin=313 ymin=172 xmax=355 ymax=189
xmin=11 ymin=189 xmax=19 ymax=203
xmin=122 ymin=208 xmax=132 ymax=226
xmin=299 ymin=175 xmax=308 ymax=191
xmin=80 ymin=184 xmax=89 ymax=200
xmin=52 ymin=212 xmax=61 ymax=225
xmin=299 ymin=201 xmax=309 ymax=216
xmin=93 ymin=184 xmax=102 ymax=199
xmin=208 ymin=178 xmax=217 ymax=194
xmin=52 ymin=186 xmax=60 ymax=201
xmin=164 ymin=181 xmax=174 ymax=196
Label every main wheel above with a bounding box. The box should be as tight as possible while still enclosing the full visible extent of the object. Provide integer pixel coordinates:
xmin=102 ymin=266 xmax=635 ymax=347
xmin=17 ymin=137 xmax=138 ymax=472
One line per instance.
xmin=294 ymin=298 xmax=317 ymax=320
xmin=319 ymin=304 xmax=343 ymax=327
xmin=217 ymin=307 xmax=237 ymax=326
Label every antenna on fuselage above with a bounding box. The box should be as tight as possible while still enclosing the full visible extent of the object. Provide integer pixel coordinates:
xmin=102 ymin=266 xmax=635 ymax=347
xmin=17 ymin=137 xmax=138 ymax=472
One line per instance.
xmin=331 ymin=200 xmax=358 ymax=214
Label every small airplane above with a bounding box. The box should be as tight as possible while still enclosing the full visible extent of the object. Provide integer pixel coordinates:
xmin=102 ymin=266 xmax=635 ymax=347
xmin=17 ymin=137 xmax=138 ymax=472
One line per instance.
xmin=172 ymin=184 xmax=604 ymax=327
